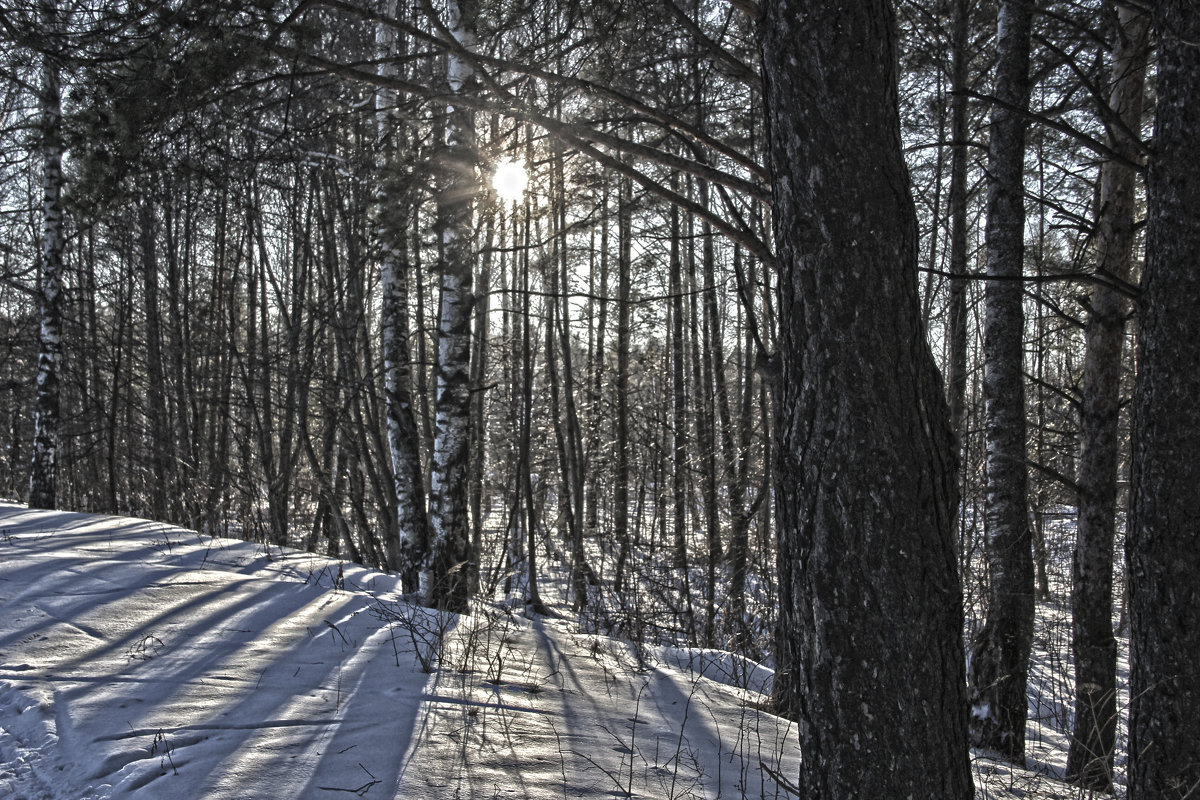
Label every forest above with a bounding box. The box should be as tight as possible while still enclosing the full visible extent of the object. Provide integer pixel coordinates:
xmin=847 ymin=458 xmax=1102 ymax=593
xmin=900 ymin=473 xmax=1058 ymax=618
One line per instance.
xmin=1 ymin=0 xmax=1198 ymax=798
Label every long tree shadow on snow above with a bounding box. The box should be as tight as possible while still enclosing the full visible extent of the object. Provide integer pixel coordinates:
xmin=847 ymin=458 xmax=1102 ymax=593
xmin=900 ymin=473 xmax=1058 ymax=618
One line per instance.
xmin=0 ymin=504 xmax=452 ymax=800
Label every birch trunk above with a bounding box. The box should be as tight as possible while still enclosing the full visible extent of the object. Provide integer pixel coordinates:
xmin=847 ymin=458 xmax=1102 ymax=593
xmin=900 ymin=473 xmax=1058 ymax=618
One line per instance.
xmin=425 ymin=0 xmax=478 ymax=611
xmin=29 ymin=0 xmax=65 ymax=511
xmin=375 ymin=2 xmax=428 ymax=592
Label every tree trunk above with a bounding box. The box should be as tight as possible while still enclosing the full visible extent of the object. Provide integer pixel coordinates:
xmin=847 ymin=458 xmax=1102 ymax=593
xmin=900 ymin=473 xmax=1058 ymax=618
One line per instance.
xmin=585 ymin=183 xmax=609 ymax=534
xmin=1067 ymin=4 xmax=1149 ymax=789
xmin=29 ymin=0 xmax=64 ymax=511
xmin=424 ymin=0 xmax=478 ymax=612
xmin=140 ymin=196 xmax=171 ymax=523
xmin=761 ymin=3 xmax=974 ymax=797
xmin=726 ymin=245 xmax=756 ymax=648
xmin=946 ymin=0 xmax=970 ymax=445
xmin=669 ymin=191 xmax=689 ymax=574
xmin=1127 ymin=3 xmax=1200 ymax=797
xmin=968 ymin=0 xmax=1035 ymax=762
xmin=612 ymin=176 xmax=632 ymax=593
xmin=375 ymin=7 xmax=428 ymax=591
xmin=549 ymin=140 xmax=590 ymax=610
xmin=521 ymin=208 xmax=546 ymax=614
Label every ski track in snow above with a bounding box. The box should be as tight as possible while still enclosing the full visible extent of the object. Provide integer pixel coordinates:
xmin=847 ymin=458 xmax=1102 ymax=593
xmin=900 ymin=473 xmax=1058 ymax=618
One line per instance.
xmin=0 ymin=504 xmax=800 ymax=799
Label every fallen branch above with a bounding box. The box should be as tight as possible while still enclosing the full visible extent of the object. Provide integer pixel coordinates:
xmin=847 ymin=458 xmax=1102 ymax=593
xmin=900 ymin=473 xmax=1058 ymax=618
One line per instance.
xmin=761 ymin=761 xmax=802 ymax=798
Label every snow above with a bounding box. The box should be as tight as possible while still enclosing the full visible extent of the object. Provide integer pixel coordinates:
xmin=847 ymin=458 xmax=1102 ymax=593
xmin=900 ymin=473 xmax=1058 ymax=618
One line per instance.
xmin=0 ymin=502 xmax=1124 ymax=799
xmin=0 ymin=504 xmax=800 ymax=799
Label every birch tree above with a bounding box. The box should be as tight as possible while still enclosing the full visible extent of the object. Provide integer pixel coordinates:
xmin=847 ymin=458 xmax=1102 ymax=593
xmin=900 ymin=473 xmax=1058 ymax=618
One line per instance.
xmin=375 ymin=0 xmax=428 ymax=592
xmin=28 ymin=0 xmax=65 ymax=511
xmin=425 ymin=0 xmax=479 ymax=612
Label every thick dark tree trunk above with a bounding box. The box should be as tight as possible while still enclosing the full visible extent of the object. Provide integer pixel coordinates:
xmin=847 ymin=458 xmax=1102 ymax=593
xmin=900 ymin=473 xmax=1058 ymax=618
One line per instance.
xmin=1127 ymin=3 xmax=1200 ymax=798
xmin=968 ymin=0 xmax=1035 ymax=763
xmin=760 ymin=3 xmax=973 ymax=798
xmin=1067 ymin=4 xmax=1149 ymax=789
xmin=29 ymin=0 xmax=64 ymax=511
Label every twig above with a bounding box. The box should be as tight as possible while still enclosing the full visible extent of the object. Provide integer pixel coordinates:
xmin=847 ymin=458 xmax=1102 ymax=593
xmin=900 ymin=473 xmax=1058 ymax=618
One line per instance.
xmin=761 ymin=761 xmax=802 ymax=798
xmin=325 ymin=619 xmax=350 ymax=646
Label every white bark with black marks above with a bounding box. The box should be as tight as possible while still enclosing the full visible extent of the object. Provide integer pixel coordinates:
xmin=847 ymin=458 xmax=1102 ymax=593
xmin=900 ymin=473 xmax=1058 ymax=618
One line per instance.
xmin=425 ymin=0 xmax=478 ymax=612
xmin=375 ymin=0 xmax=428 ymax=593
xmin=29 ymin=0 xmax=65 ymax=512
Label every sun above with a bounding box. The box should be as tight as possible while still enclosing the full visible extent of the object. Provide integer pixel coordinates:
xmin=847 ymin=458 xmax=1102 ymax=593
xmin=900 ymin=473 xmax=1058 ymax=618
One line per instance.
xmin=492 ymin=160 xmax=528 ymax=203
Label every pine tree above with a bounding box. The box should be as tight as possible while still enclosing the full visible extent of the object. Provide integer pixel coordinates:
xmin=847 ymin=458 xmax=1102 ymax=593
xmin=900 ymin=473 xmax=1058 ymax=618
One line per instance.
xmin=1127 ymin=2 xmax=1200 ymax=796
xmin=1068 ymin=3 xmax=1149 ymax=788
xmin=761 ymin=2 xmax=973 ymax=796
xmin=968 ymin=0 xmax=1036 ymax=762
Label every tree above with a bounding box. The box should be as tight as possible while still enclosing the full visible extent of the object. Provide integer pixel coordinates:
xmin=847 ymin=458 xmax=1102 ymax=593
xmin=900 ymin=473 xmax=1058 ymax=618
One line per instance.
xmin=28 ymin=0 xmax=65 ymax=511
xmin=945 ymin=0 xmax=972 ymax=446
xmin=968 ymin=0 xmax=1035 ymax=762
xmin=612 ymin=175 xmax=633 ymax=593
xmin=375 ymin=0 xmax=429 ymax=592
xmin=1126 ymin=1 xmax=1200 ymax=797
xmin=1067 ymin=3 xmax=1149 ymax=788
xmin=425 ymin=0 xmax=479 ymax=611
xmin=760 ymin=2 xmax=973 ymax=797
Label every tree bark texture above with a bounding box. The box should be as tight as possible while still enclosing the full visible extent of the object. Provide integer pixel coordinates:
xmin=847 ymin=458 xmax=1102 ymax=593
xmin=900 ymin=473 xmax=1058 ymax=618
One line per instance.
xmin=381 ymin=206 xmax=428 ymax=591
xmin=968 ymin=0 xmax=1035 ymax=762
xmin=670 ymin=194 xmax=688 ymax=573
xmin=1127 ymin=3 xmax=1200 ymax=798
xmin=760 ymin=3 xmax=973 ymax=798
xmin=612 ymin=176 xmax=632 ymax=593
xmin=1067 ymin=4 xmax=1149 ymax=788
xmin=425 ymin=0 xmax=478 ymax=612
xmin=140 ymin=198 xmax=171 ymax=522
xmin=946 ymin=0 xmax=970 ymax=445
xmin=29 ymin=0 xmax=65 ymax=511
xmin=375 ymin=5 xmax=428 ymax=592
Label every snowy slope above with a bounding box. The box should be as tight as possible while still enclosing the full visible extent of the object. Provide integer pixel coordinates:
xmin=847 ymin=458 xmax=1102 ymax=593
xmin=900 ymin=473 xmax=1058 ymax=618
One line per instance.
xmin=0 ymin=505 xmax=800 ymax=799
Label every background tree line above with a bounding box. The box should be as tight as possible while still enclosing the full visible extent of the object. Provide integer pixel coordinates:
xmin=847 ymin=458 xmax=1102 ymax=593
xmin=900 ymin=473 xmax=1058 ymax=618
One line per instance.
xmin=2 ymin=0 xmax=1197 ymax=797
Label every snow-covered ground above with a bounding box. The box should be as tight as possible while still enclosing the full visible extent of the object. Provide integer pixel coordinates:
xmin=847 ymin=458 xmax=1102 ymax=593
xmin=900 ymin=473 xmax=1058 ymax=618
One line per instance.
xmin=0 ymin=504 xmax=799 ymax=799
xmin=0 ymin=503 xmax=1116 ymax=799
